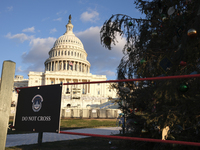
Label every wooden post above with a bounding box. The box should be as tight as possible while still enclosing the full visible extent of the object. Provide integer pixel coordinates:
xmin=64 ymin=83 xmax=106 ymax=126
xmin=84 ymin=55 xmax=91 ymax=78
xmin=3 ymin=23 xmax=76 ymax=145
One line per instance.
xmin=0 ymin=60 xmax=16 ymax=150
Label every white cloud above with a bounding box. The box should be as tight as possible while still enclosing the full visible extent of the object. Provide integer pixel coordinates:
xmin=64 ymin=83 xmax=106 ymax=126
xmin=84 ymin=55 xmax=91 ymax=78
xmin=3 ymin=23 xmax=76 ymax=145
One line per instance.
xmin=50 ymin=28 xmax=57 ymax=34
xmin=76 ymin=26 xmax=125 ymax=79
xmin=80 ymin=9 xmax=99 ymax=23
xmin=99 ymin=70 xmax=116 ymax=76
xmin=42 ymin=17 xmax=50 ymax=22
xmin=53 ymin=17 xmax=62 ymax=21
xmin=56 ymin=10 xmax=67 ymax=15
xmin=21 ymin=37 xmax=56 ymax=72
xmin=5 ymin=32 xmax=34 ymax=43
xmin=7 ymin=6 xmax=13 ymax=11
xmin=16 ymin=66 xmax=23 ymax=72
xmin=22 ymin=27 xmax=35 ymax=33
xmin=79 ymin=0 xmax=89 ymax=4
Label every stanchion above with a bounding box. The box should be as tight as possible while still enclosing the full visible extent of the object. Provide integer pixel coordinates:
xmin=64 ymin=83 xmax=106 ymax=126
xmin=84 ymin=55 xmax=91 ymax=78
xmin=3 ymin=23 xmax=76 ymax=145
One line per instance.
xmin=38 ymin=132 xmax=43 ymax=146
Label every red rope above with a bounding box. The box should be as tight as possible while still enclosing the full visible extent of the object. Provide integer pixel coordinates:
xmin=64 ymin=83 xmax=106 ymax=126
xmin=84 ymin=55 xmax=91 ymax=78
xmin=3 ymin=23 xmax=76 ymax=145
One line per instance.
xmin=59 ymin=131 xmax=200 ymax=147
xmin=62 ymin=74 xmax=200 ymax=85
xmin=15 ymin=74 xmax=200 ymax=90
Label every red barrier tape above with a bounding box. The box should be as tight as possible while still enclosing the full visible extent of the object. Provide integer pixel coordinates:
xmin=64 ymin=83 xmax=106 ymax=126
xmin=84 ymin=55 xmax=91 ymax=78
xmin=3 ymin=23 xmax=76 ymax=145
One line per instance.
xmin=59 ymin=131 xmax=200 ymax=146
xmin=63 ymin=74 xmax=200 ymax=85
xmin=15 ymin=74 xmax=200 ymax=90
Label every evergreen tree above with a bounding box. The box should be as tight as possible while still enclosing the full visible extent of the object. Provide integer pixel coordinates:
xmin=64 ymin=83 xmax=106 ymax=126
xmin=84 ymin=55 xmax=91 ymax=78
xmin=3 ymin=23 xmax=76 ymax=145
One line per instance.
xmin=101 ymin=0 xmax=200 ymax=149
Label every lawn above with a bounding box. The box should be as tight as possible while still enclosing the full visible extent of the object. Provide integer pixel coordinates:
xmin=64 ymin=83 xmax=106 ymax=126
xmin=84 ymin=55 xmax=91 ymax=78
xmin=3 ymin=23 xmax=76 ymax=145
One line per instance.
xmin=60 ymin=118 xmax=117 ymax=129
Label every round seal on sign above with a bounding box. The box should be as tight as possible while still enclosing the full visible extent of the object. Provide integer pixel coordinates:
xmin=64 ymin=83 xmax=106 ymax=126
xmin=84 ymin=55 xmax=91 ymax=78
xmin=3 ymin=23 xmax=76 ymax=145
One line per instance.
xmin=32 ymin=95 xmax=43 ymax=112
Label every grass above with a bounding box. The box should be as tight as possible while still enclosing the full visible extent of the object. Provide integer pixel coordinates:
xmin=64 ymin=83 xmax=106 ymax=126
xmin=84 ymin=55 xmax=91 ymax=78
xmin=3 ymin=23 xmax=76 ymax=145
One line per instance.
xmin=60 ymin=118 xmax=116 ymax=129
xmin=7 ymin=118 xmax=117 ymax=134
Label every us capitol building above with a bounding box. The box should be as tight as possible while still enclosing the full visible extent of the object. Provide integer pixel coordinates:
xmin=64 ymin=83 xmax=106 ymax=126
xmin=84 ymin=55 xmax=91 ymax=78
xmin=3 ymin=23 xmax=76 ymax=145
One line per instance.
xmin=11 ymin=15 xmax=118 ymax=109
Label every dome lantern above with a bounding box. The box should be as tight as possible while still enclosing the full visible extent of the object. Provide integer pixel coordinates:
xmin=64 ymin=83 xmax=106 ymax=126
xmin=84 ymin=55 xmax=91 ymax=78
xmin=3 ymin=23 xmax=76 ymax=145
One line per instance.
xmin=65 ymin=14 xmax=74 ymax=35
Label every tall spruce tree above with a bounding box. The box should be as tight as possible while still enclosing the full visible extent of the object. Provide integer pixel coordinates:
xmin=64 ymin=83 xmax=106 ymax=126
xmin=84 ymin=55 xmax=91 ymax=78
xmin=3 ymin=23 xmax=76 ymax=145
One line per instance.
xmin=101 ymin=0 xmax=200 ymax=149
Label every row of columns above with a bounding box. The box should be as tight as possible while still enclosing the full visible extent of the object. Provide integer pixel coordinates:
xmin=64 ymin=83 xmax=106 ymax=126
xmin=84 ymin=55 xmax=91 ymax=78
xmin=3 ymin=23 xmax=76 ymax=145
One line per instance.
xmin=45 ymin=60 xmax=90 ymax=73
xmin=50 ymin=50 xmax=84 ymax=59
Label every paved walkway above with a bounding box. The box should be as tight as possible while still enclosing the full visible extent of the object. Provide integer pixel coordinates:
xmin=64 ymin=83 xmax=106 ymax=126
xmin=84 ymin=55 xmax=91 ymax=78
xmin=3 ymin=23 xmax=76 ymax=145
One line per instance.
xmin=6 ymin=127 xmax=121 ymax=147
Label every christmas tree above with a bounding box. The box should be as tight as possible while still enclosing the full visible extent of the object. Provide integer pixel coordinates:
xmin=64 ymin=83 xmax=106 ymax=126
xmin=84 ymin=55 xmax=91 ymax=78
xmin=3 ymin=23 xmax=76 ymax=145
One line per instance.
xmin=101 ymin=0 xmax=200 ymax=149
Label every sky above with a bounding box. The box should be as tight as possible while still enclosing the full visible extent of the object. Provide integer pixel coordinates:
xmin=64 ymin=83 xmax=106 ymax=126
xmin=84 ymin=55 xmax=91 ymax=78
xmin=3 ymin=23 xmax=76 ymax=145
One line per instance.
xmin=0 ymin=0 xmax=144 ymax=80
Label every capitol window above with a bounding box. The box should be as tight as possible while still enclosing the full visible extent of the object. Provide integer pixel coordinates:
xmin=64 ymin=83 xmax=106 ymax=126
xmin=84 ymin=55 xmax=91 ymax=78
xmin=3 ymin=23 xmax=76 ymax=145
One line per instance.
xmin=71 ymin=51 xmax=73 ymax=56
xmin=65 ymin=51 xmax=67 ymax=55
xmin=68 ymin=51 xmax=70 ymax=55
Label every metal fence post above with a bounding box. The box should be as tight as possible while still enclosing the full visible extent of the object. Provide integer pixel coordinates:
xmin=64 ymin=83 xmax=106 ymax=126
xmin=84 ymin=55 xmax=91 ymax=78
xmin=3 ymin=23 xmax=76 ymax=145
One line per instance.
xmin=0 ymin=60 xmax=15 ymax=149
xmin=38 ymin=132 xmax=43 ymax=146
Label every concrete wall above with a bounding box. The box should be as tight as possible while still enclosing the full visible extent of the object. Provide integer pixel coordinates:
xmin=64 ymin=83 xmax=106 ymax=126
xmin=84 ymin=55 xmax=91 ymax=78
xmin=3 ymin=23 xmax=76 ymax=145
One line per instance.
xmin=61 ymin=108 xmax=121 ymax=119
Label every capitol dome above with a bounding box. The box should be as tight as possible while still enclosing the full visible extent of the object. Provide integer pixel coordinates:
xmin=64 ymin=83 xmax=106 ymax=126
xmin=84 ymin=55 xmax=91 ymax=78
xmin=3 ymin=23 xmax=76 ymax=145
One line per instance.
xmin=44 ymin=15 xmax=91 ymax=74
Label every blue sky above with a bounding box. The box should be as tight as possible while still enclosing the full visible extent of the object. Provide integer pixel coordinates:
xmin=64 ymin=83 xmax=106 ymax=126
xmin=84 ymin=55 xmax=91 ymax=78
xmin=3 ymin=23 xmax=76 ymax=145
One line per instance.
xmin=0 ymin=0 xmax=143 ymax=80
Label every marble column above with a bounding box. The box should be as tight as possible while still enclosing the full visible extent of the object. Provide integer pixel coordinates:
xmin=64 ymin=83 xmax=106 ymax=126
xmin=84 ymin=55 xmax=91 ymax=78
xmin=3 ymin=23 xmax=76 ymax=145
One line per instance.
xmin=67 ymin=61 xmax=69 ymax=70
xmin=71 ymin=79 xmax=73 ymax=91
xmin=45 ymin=78 xmax=47 ymax=85
xmin=61 ymin=61 xmax=63 ymax=70
xmin=65 ymin=61 xmax=67 ymax=70
xmin=86 ymin=80 xmax=88 ymax=94
xmin=88 ymin=81 xmax=90 ymax=93
xmin=47 ymin=63 xmax=49 ymax=71
xmin=63 ymin=78 xmax=66 ymax=94
xmin=58 ymin=61 xmax=60 ymax=71
xmin=77 ymin=63 xmax=79 ymax=72
xmin=72 ymin=61 xmax=74 ymax=71
xmin=55 ymin=61 xmax=57 ymax=71
xmin=53 ymin=61 xmax=55 ymax=71
xmin=80 ymin=79 xmax=83 ymax=94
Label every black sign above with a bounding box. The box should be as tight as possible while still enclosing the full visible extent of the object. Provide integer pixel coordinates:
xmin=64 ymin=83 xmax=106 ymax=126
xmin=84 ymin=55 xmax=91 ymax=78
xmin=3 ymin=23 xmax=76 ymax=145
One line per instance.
xmin=14 ymin=84 xmax=62 ymax=132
